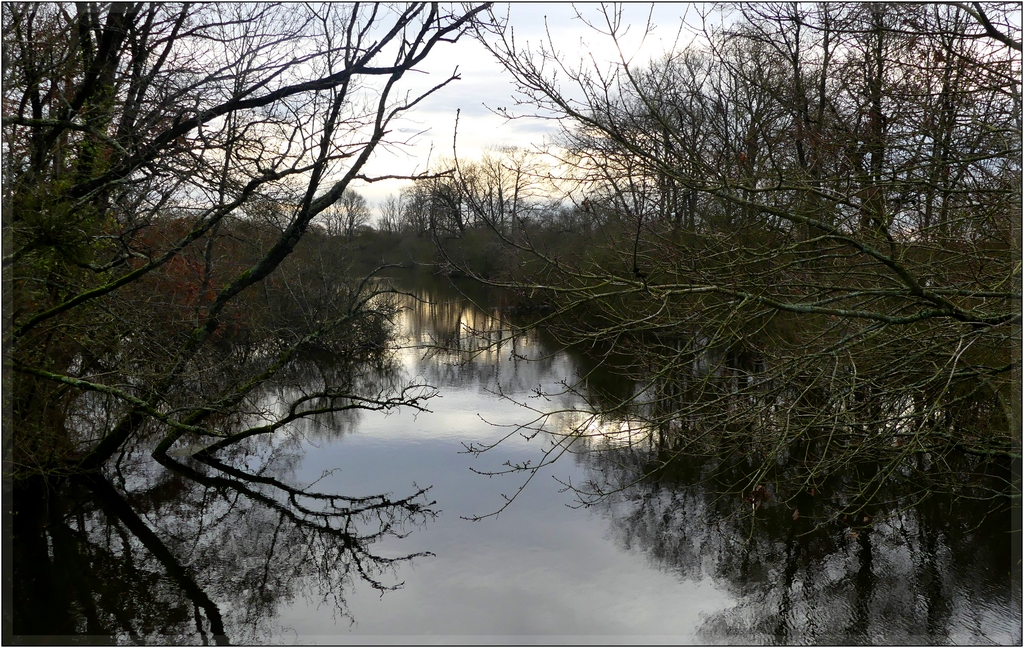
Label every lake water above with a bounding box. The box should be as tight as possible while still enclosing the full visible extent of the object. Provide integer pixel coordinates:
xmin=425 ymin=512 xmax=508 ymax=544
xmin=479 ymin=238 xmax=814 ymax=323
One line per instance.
xmin=9 ymin=275 xmax=1022 ymax=644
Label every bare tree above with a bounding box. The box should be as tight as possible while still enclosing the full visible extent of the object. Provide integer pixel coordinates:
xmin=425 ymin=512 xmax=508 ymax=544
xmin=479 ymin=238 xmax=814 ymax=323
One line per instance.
xmin=459 ymin=3 xmax=1021 ymax=517
xmin=378 ymin=192 xmax=404 ymax=235
xmin=320 ymin=188 xmax=372 ymax=239
xmin=3 ymin=3 xmax=490 ymax=478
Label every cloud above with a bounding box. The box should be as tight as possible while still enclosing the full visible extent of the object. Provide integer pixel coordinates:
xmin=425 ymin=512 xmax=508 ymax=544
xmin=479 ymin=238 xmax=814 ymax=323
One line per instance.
xmin=351 ymin=4 xmax=710 ymax=218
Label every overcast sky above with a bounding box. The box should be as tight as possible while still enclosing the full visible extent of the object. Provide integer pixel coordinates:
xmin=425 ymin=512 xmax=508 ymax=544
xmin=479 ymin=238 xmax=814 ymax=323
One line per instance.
xmin=354 ymin=3 xmax=710 ymax=218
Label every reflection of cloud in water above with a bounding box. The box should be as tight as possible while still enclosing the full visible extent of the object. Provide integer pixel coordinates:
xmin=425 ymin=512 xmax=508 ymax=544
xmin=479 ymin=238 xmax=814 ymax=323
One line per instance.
xmin=556 ymin=412 xmax=655 ymax=449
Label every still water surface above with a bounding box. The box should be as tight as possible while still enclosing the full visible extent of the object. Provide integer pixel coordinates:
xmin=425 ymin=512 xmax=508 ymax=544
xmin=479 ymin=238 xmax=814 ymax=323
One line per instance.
xmin=273 ymin=278 xmax=733 ymax=643
xmin=10 ymin=276 xmax=1021 ymax=644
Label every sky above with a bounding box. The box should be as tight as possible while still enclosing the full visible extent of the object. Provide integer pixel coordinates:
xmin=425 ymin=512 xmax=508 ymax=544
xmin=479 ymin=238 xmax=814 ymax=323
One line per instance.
xmin=352 ymin=3 xmax=711 ymax=220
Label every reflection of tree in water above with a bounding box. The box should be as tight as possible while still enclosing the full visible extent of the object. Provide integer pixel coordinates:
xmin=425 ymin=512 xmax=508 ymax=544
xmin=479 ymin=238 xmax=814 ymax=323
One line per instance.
xmin=12 ymin=277 xmax=584 ymax=643
xmin=12 ymin=418 xmax=436 ymax=644
xmin=393 ymin=281 xmax=563 ymax=396
xmin=577 ymin=446 xmax=1021 ymax=644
